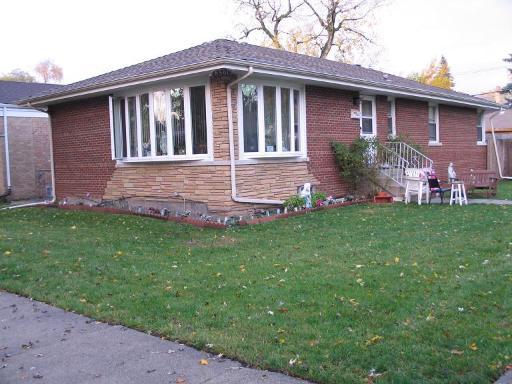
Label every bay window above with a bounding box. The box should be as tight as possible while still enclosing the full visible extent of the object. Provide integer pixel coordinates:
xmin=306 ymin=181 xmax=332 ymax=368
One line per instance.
xmin=239 ymin=82 xmax=305 ymax=157
xmin=110 ymin=83 xmax=211 ymax=161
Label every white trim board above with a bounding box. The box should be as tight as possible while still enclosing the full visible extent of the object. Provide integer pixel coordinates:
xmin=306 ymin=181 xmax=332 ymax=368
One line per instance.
xmin=0 ymin=106 xmax=48 ymax=118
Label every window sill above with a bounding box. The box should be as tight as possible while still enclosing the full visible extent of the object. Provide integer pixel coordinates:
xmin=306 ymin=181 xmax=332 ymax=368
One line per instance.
xmin=240 ymin=152 xmax=306 ymax=160
xmin=116 ymin=155 xmax=210 ymax=164
xmin=428 ymin=141 xmax=442 ymax=147
xmin=477 ymin=141 xmax=487 ymax=146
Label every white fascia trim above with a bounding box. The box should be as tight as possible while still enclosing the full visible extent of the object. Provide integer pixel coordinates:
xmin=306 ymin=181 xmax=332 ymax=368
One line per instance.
xmin=233 ymin=65 xmax=501 ymax=111
xmin=26 ymin=61 xmax=500 ymax=111
xmin=0 ymin=106 xmax=48 ymax=118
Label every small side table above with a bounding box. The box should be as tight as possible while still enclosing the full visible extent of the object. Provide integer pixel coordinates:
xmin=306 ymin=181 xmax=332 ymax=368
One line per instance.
xmin=450 ymin=181 xmax=468 ymax=206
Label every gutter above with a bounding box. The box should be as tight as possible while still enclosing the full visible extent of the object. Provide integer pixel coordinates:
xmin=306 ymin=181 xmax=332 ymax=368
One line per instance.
xmin=1 ymin=106 xmax=12 ymax=199
xmin=489 ymin=108 xmax=511 ymax=180
xmin=1 ymin=103 xmax=56 ymax=210
xmin=226 ymin=67 xmax=283 ymax=206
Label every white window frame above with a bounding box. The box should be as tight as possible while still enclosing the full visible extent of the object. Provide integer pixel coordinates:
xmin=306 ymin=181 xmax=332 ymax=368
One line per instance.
xmin=359 ymin=95 xmax=377 ymax=138
xmin=237 ymin=80 xmax=307 ymax=159
xmin=428 ymin=103 xmax=441 ymax=146
xmin=109 ymin=78 xmax=213 ymax=162
xmin=477 ymin=110 xmax=486 ymax=145
xmin=387 ymin=96 xmax=396 ymax=138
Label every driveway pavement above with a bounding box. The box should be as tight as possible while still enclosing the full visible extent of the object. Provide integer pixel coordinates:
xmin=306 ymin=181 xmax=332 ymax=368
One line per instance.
xmin=0 ymin=291 xmax=308 ymax=384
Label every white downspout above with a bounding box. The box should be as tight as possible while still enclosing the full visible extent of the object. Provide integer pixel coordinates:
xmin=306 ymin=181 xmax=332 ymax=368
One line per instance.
xmin=2 ymin=104 xmax=56 ymax=210
xmin=2 ymin=106 xmax=12 ymax=196
xmin=489 ymin=109 xmax=511 ymax=179
xmin=227 ymin=67 xmax=283 ymax=205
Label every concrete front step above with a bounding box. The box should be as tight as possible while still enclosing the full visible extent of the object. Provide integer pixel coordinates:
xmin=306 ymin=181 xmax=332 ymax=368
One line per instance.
xmin=374 ymin=174 xmax=405 ymax=198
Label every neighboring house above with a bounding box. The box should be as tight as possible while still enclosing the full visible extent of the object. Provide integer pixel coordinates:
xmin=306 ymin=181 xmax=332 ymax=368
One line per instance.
xmin=485 ymin=108 xmax=512 ymax=177
xmin=474 ymin=86 xmax=508 ymax=105
xmin=1 ymin=81 xmax=62 ymax=200
xmin=21 ymin=39 xmax=498 ymax=216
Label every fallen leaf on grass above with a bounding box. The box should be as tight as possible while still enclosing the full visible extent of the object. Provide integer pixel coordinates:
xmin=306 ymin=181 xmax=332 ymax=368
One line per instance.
xmin=450 ymin=349 xmax=464 ymax=355
xmin=3 ymin=251 xmax=11 ymax=256
xmin=199 ymin=359 xmax=209 ymax=365
xmin=469 ymin=342 xmax=478 ymax=351
xmin=366 ymin=335 xmax=383 ymax=346
xmin=349 ymin=298 xmax=359 ymax=306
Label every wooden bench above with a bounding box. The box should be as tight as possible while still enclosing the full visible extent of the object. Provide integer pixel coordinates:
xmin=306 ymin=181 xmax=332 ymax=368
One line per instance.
xmin=459 ymin=170 xmax=498 ymax=197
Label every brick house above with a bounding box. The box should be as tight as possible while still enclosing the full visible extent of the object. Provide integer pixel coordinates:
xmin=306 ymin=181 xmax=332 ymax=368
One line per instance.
xmin=1 ymin=81 xmax=62 ymax=200
xmin=21 ymin=40 xmax=498 ymax=215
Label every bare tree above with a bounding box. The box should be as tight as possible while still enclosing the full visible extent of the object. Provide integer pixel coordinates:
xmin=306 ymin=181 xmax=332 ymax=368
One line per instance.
xmin=35 ymin=60 xmax=63 ymax=83
xmin=237 ymin=0 xmax=385 ymax=63
xmin=237 ymin=0 xmax=304 ymax=49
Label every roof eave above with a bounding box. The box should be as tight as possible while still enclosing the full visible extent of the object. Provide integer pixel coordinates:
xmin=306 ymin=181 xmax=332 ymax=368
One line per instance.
xmin=21 ymin=58 xmax=501 ymax=111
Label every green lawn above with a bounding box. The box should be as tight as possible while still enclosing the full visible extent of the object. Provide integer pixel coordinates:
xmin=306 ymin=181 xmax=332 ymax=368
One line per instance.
xmin=0 ymin=205 xmax=511 ymax=383
xmin=497 ymin=180 xmax=512 ymax=200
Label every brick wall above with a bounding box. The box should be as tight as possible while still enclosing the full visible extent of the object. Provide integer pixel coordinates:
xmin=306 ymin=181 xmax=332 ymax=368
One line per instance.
xmin=49 ymin=97 xmax=115 ymax=199
xmin=305 ymin=86 xmax=359 ymax=196
xmin=47 ymin=80 xmax=487 ymax=213
xmin=395 ymin=98 xmax=486 ymax=179
xmin=306 ymin=86 xmax=486 ymax=196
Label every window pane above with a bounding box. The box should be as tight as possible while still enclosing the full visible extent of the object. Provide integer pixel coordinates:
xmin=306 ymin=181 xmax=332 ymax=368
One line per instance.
xmin=190 ymin=86 xmax=207 ymax=154
xmin=170 ymin=88 xmax=186 ymax=155
xmin=281 ymin=88 xmax=291 ymax=152
xmin=128 ymin=96 xmax=138 ymax=157
xmin=293 ymin=90 xmax=300 ymax=151
xmin=112 ymin=98 xmax=126 ymax=158
xmin=429 ymin=123 xmax=437 ymax=141
xmin=241 ymin=84 xmax=258 ymax=152
xmin=264 ymin=86 xmax=276 ymax=152
xmin=140 ymin=93 xmax=151 ymax=157
xmin=428 ymin=106 xmax=436 ymax=123
xmin=361 ymin=100 xmax=372 ymax=117
xmin=387 ymin=101 xmax=393 ymax=135
xmin=477 ymin=111 xmax=483 ymax=142
xmin=362 ymin=118 xmax=373 ymax=134
xmin=153 ymin=91 xmax=168 ymax=156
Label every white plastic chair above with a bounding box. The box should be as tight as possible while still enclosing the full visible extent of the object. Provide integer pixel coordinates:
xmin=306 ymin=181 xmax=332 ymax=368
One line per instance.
xmin=404 ymin=168 xmax=429 ymax=205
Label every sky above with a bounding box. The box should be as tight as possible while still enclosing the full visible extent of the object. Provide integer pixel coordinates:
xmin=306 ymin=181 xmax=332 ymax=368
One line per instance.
xmin=1 ymin=0 xmax=510 ymax=95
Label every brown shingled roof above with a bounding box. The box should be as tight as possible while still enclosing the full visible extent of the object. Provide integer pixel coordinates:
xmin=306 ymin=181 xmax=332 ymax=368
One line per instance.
xmin=22 ymin=39 xmax=499 ymax=109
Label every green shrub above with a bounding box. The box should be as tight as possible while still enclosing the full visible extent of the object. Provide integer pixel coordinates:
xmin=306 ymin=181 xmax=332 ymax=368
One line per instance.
xmin=283 ymin=195 xmax=305 ymax=209
xmin=331 ymin=137 xmax=379 ymax=191
xmin=311 ymin=192 xmax=327 ymax=207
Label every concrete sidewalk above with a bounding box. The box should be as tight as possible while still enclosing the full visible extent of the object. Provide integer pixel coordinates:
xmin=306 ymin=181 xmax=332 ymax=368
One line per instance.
xmin=0 ymin=292 xmax=308 ymax=384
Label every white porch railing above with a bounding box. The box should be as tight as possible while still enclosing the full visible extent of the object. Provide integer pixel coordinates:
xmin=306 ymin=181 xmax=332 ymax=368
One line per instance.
xmin=378 ymin=141 xmax=433 ymax=187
